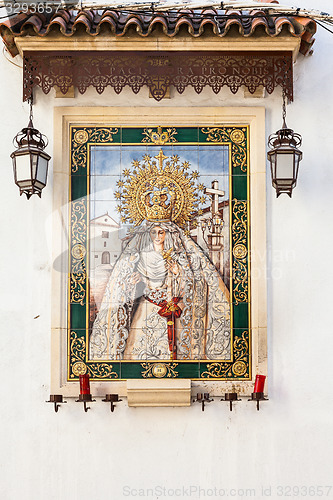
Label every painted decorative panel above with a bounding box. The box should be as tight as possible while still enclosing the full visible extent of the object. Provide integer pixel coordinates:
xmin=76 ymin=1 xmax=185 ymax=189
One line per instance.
xmin=68 ymin=125 xmax=250 ymax=381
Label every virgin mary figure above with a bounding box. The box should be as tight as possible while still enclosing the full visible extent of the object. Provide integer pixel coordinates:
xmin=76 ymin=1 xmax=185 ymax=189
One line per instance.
xmin=89 ymin=150 xmax=231 ymax=361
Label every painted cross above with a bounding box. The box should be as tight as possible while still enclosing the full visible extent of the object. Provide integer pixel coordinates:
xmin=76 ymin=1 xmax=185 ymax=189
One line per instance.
xmin=205 ymin=180 xmax=225 ymax=216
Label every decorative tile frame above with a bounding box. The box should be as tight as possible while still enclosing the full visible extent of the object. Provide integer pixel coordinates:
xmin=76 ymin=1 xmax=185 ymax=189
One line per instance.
xmin=51 ymin=107 xmax=267 ymax=397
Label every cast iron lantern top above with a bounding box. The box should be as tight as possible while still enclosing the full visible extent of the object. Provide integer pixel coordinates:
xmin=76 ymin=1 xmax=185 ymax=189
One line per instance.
xmin=13 ymin=117 xmax=49 ymax=151
xmin=13 ymin=116 xmax=49 ymax=154
xmin=267 ymin=117 xmax=302 ymax=152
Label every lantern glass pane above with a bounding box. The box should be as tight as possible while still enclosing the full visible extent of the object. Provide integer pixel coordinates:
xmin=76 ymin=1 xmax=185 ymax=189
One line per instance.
xmin=31 ymin=154 xmax=38 ymax=178
xmin=295 ymin=154 xmax=301 ymax=178
xmin=270 ymin=154 xmax=276 ymax=167
xmin=15 ymin=154 xmax=31 ymax=182
xmin=36 ymin=156 xmax=48 ymax=185
xmin=276 ymin=152 xmax=294 ymax=179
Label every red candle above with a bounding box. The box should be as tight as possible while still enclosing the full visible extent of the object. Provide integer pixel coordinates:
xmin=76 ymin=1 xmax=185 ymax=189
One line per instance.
xmin=79 ymin=374 xmax=90 ymax=395
xmin=254 ymin=374 xmax=266 ymax=393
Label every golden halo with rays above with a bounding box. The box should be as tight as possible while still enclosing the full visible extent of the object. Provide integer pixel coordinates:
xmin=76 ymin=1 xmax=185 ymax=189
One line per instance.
xmin=115 ymin=149 xmax=203 ymax=227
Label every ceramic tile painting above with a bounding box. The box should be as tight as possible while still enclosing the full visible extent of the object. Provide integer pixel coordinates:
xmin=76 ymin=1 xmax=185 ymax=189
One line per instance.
xmin=69 ymin=126 xmax=250 ymax=381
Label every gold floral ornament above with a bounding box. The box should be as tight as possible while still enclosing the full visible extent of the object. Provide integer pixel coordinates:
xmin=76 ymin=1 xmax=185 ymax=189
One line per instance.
xmin=72 ymin=361 xmax=87 ymax=376
xmin=116 ymin=149 xmax=199 ymax=227
xmin=74 ymin=130 xmax=89 ymax=144
xmin=71 ymin=243 xmax=86 ymax=260
xmin=233 ymin=243 xmax=247 ymax=260
xmin=230 ymin=129 xmax=245 ymax=144
xmin=142 ymin=126 xmax=177 ymax=145
xmin=232 ymin=361 xmax=247 ymax=376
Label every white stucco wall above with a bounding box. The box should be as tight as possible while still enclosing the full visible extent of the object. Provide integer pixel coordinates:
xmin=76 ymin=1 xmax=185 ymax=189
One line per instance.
xmin=1 ymin=1 xmax=333 ymax=499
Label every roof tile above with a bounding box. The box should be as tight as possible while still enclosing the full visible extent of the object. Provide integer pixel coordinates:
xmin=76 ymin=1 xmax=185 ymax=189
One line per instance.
xmin=0 ymin=8 xmax=316 ymax=56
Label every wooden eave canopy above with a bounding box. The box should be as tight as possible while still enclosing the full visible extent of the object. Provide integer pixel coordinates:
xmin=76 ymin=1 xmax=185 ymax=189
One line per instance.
xmin=0 ymin=8 xmax=316 ymax=101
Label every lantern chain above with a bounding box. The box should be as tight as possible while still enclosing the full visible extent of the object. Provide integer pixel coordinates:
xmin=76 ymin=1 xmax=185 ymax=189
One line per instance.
xmin=28 ymin=97 xmax=33 ymax=126
xmin=282 ymin=88 xmax=287 ymax=125
xmin=281 ymin=56 xmax=288 ymax=128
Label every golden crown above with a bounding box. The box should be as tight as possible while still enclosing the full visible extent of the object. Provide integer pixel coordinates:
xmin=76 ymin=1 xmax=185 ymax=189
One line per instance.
xmin=141 ymin=187 xmax=176 ymax=221
xmin=115 ymin=149 xmax=202 ymax=227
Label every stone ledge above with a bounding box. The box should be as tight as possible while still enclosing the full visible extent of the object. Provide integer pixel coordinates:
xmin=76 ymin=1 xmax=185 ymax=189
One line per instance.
xmin=127 ymin=379 xmax=191 ymax=407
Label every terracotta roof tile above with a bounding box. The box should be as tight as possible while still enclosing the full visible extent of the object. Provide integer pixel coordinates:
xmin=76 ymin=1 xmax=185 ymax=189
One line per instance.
xmin=0 ymin=8 xmax=316 ymax=56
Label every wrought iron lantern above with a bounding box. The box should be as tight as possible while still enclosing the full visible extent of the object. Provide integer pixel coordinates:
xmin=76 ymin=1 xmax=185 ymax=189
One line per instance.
xmin=11 ymin=100 xmax=51 ymax=199
xmin=267 ymin=93 xmax=302 ymax=197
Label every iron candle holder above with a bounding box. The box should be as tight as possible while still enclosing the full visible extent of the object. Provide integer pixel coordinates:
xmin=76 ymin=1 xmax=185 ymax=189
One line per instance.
xmin=76 ymin=393 xmax=96 ymax=412
xmin=46 ymin=394 xmax=67 ymax=412
xmin=193 ymin=392 xmax=213 ymax=411
xmin=102 ymin=394 xmax=122 ymax=412
xmin=221 ymin=392 xmax=241 ymax=411
xmin=248 ymin=392 xmax=268 ymax=411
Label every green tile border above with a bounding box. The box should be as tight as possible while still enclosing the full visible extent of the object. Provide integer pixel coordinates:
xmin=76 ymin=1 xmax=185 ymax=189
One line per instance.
xmin=68 ymin=125 xmax=250 ymax=380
